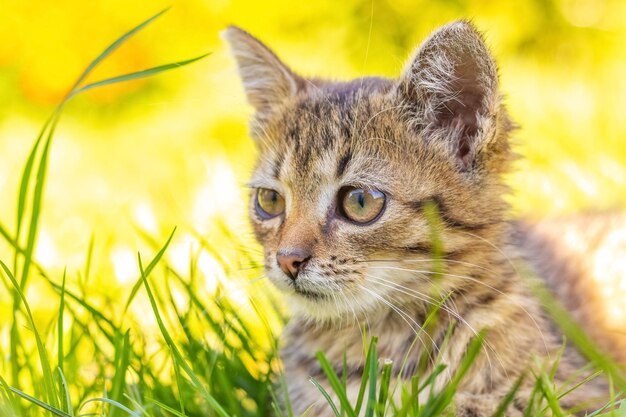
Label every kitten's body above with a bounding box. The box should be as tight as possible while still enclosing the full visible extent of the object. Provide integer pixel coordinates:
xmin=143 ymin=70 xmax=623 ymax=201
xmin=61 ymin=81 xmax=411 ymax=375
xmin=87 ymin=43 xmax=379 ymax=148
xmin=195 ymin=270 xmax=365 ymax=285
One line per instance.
xmin=518 ymin=213 xmax=626 ymax=364
xmin=223 ymin=22 xmax=624 ymax=416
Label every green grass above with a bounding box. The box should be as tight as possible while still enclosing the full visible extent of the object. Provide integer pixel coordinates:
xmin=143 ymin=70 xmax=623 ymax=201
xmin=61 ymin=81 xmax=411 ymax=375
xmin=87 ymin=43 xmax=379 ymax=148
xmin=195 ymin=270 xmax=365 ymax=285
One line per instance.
xmin=0 ymin=9 xmax=625 ymax=417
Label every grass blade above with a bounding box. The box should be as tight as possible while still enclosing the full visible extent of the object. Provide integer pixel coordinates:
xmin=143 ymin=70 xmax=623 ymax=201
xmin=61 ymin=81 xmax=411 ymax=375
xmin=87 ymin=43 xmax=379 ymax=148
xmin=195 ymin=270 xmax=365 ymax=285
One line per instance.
xmin=136 ymin=231 xmax=230 ymax=417
xmin=171 ymin=350 xmax=187 ymax=417
xmin=354 ymin=337 xmax=377 ymax=415
xmin=150 ymin=398 xmax=189 ymax=417
xmin=81 ymin=233 xmax=95 ymax=291
xmin=79 ymin=398 xmax=139 ymax=417
xmin=310 ymin=378 xmax=342 ymax=416
xmin=493 ymin=371 xmax=526 ymax=417
xmin=0 ymin=375 xmax=20 ymax=417
xmin=58 ymin=269 xmax=66 ymax=375
xmin=67 ymin=8 xmax=169 ymax=93
xmin=2 ymin=384 xmax=69 ymax=417
xmin=377 ymin=359 xmax=393 ymax=417
xmin=72 ymin=53 xmax=210 ymax=97
xmin=57 ymin=368 xmax=73 ymax=416
xmin=122 ymin=228 xmax=177 ymax=318
xmin=538 ymin=371 xmax=564 ymax=417
xmin=18 ymin=120 xmax=56 ymax=290
xmin=315 ymin=352 xmax=358 ymax=417
xmin=108 ymin=331 xmax=131 ymax=417
xmin=364 ymin=338 xmax=379 ymax=417
xmin=1 ymin=260 xmax=60 ymax=409
xmin=14 ymin=113 xmax=53 ymax=274
xmin=420 ymin=330 xmax=486 ymax=417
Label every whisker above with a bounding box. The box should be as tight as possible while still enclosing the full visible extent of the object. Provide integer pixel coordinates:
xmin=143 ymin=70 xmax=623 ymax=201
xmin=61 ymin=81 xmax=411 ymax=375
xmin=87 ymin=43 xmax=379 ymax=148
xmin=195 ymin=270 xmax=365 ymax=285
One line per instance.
xmin=457 ymin=230 xmax=520 ymax=275
xmin=358 ymin=284 xmax=437 ymax=357
xmin=366 ymin=274 xmax=472 ymax=330
xmin=364 ymin=274 xmax=510 ymax=381
xmin=367 ymin=265 xmax=551 ymax=359
xmin=422 ymin=279 xmax=507 ymax=382
xmin=343 ymin=291 xmax=366 ymax=344
xmin=363 ymin=274 xmax=502 ymax=373
xmin=357 ymin=258 xmax=497 ymax=275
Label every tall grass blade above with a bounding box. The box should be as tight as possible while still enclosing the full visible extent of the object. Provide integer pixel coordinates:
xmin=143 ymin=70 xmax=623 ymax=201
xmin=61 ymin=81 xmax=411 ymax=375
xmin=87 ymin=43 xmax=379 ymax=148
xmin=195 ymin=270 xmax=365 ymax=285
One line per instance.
xmin=1 ymin=260 xmax=60 ymax=409
xmin=420 ymin=330 xmax=486 ymax=417
xmin=122 ymin=228 xmax=177 ymax=318
xmin=538 ymin=370 xmax=564 ymax=417
xmin=277 ymin=372 xmax=294 ymax=417
xmin=57 ymin=368 xmax=73 ymax=416
xmin=170 ymin=350 xmax=187 ymax=417
xmin=310 ymin=378 xmax=342 ymax=416
xmin=557 ymin=370 xmax=602 ymax=400
xmin=14 ymin=113 xmax=53 ymax=274
xmin=493 ymin=372 xmax=526 ymax=417
xmin=137 ymin=233 xmax=230 ymax=417
xmin=19 ymin=118 xmax=55 ymax=289
xmin=364 ymin=338 xmax=378 ymax=417
xmin=377 ymin=359 xmax=393 ymax=417
xmin=72 ymin=53 xmax=210 ymax=97
xmin=3 ymin=384 xmax=70 ymax=417
xmin=589 ymin=399 xmax=626 ymax=417
xmin=0 ymin=375 xmax=19 ymax=417
xmin=108 ymin=331 xmax=131 ymax=417
xmin=68 ymin=8 xmax=169 ymax=93
xmin=2 ymin=8 xmax=210 ymax=417
xmin=58 ymin=269 xmax=67 ymax=375
xmin=315 ymin=351 xmax=358 ymax=417
xmin=81 ymin=233 xmax=95 ymax=290
xmin=151 ymin=398 xmax=189 ymax=417
xmin=354 ymin=338 xmax=375 ymax=415
xmin=79 ymin=398 xmax=139 ymax=417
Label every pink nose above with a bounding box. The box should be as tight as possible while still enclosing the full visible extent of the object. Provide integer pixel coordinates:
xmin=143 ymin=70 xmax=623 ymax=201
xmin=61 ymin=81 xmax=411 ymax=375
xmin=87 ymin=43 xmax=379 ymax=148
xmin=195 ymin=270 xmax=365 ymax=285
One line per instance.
xmin=276 ymin=250 xmax=311 ymax=280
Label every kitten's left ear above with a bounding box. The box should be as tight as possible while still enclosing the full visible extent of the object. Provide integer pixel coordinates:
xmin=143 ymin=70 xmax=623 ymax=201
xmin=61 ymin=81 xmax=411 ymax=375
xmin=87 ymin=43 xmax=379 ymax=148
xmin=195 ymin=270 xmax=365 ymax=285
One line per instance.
xmin=399 ymin=21 xmax=501 ymax=171
xmin=222 ymin=26 xmax=304 ymax=121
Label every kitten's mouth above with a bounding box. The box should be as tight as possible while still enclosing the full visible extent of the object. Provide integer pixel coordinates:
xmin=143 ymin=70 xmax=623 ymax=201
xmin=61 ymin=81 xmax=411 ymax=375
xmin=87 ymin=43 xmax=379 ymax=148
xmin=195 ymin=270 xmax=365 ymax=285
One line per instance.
xmin=293 ymin=285 xmax=327 ymax=300
xmin=271 ymin=269 xmax=337 ymax=301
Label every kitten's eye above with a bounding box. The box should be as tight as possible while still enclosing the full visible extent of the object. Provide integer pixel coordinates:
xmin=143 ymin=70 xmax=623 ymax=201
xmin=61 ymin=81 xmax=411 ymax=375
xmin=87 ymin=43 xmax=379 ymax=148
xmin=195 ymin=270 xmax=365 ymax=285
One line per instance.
xmin=256 ymin=188 xmax=285 ymax=219
xmin=338 ymin=187 xmax=386 ymax=224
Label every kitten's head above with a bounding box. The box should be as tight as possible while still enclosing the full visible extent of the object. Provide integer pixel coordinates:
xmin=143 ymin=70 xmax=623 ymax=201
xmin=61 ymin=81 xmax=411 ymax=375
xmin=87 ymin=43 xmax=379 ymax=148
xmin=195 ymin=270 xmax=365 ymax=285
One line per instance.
xmin=224 ymin=22 xmax=515 ymax=321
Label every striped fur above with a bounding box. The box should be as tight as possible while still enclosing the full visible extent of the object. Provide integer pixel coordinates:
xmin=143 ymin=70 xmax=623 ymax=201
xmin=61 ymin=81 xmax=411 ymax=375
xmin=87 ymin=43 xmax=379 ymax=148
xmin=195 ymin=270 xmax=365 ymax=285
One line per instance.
xmin=224 ymin=21 xmax=620 ymax=416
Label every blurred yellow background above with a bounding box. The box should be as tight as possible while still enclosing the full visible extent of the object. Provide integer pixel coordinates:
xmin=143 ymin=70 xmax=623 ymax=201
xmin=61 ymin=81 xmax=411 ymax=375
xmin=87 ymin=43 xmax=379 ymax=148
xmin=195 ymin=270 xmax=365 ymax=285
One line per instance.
xmin=1 ymin=0 xmax=625 ymax=320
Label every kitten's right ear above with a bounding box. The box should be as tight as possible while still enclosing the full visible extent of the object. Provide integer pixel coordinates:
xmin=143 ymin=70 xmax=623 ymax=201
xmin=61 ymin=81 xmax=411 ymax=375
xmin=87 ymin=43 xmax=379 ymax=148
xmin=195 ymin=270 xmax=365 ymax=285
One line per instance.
xmin=398 ymin=21 xmax=500 ymax=171
xmin=222 ymin=26 xmax=304 ymax=119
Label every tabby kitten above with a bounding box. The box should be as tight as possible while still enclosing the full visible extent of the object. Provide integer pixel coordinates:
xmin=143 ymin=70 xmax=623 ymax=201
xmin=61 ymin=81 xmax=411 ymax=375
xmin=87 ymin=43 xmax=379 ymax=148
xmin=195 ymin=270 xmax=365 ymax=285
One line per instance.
xmin=223 ymin=22 xmax=615 ymax=416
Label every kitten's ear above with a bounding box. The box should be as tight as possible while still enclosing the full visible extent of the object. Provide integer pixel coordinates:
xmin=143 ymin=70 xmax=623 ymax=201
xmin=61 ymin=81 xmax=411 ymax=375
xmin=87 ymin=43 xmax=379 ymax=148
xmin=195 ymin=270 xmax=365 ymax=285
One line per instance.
xmin=399 ymin=21 xmax=500 ymax=171
xmin=222 ymin=26 xmax=304 ymax=119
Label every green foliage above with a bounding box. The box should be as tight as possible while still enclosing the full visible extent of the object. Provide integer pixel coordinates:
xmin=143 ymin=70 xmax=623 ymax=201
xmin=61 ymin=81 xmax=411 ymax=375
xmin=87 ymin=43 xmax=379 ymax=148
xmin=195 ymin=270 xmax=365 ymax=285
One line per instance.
xmin=0 ymin=7 xmax=624 ymax=417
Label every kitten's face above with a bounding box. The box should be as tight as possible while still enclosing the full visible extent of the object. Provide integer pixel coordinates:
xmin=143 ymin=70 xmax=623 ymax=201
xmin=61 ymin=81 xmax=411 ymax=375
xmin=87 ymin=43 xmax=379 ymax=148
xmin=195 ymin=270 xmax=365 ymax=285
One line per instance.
xmin=248 ymin=80 xmax=460 ymax=318
xmin=225 ymin=22 xmax=513 ymax=320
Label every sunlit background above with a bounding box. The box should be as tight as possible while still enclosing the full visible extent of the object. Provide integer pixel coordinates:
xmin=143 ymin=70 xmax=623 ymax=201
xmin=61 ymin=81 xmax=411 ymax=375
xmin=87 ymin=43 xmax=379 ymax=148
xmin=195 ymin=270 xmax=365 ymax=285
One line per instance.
xmin=1 ymin=0 xmax=625 ymax=400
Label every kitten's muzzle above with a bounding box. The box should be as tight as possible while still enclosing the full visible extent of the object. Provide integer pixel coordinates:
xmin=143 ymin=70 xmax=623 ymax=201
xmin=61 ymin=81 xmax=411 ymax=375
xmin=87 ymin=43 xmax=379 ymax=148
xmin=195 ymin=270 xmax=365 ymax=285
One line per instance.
xmin=276 ymin=249 xmax=311 ymax=280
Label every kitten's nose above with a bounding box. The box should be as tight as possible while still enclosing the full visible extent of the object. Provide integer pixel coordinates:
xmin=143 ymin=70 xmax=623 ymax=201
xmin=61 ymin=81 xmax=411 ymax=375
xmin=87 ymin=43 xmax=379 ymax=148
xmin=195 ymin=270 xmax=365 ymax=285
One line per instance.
xmin=276 ymin=249 xmax=311 ymax=280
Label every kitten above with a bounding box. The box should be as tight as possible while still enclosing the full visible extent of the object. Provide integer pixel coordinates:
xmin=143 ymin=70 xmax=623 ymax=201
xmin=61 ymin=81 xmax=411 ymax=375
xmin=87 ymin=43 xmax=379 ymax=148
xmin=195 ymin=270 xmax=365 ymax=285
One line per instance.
xmin=223 ymin=21 xmax=621 ymax=416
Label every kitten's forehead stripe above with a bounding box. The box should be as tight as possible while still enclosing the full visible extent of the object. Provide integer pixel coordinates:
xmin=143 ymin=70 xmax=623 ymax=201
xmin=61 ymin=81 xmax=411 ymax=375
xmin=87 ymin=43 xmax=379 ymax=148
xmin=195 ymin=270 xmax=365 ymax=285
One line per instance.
xmin=271 ymin=77 xmax=398 ymax=192
xmin=335 ymin=151 xmax=351 ymax=179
